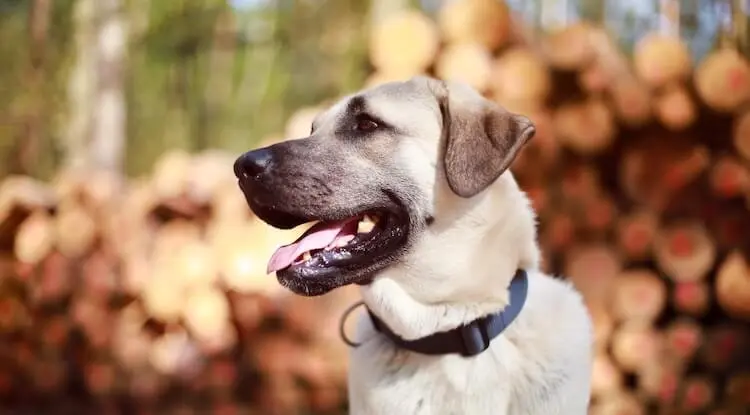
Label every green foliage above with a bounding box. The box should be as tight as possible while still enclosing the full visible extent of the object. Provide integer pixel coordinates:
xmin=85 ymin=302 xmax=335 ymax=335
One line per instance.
xmin=0 ymin=0 xmax=370 ymax=179
xmin=0 ymin=0 xmax=75 ymax=180
xmin=125 ymin=0 xmax=371 ymax=176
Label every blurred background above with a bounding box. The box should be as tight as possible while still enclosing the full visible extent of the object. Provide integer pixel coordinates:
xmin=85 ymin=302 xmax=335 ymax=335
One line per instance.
xmin=0 ymin=0 xmax=749 ymax=414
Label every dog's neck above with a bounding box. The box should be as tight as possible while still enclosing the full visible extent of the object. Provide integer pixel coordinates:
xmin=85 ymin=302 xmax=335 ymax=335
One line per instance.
xmin=360 ymin=267 xmax=529 ymax=341
xmin=361 ymin=175 xmax=540 ymax=341
xmin=366 ymin=269 xmax=529 ymax=356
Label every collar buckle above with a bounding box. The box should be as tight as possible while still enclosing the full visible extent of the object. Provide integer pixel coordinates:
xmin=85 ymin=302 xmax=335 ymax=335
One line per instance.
xmin=459 ymin=318 xmax=491 ymax=357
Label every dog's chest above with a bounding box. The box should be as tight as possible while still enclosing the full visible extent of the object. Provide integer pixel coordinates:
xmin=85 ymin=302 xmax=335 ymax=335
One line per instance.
xmin=347 ymin=335 xmax=515 ymax=415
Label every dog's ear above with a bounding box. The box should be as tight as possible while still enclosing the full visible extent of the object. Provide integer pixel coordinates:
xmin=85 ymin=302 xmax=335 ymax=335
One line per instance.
xmin=436 ymin=80 xmax=535 ymax=198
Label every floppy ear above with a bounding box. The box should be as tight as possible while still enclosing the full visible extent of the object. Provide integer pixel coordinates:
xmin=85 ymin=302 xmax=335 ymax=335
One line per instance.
xmin=437 ymin=80 xmax=536 ymax=198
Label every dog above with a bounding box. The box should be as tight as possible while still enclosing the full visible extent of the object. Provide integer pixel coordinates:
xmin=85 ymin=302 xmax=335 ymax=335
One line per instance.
xmin=234 ymin=76 xmax=593 ymax=415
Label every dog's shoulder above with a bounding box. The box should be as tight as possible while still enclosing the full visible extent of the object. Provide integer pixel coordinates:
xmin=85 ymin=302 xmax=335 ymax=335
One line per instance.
xmin=526 ymin=270 xmax=591 ymax=328
xmin=513 ymin=269 xmax=593 ymax=364
xmin=503 ymin=270 xmax=593 ymax=414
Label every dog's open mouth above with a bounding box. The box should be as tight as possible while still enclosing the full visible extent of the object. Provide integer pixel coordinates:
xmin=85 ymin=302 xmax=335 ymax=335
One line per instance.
xmin=267 ymin=212 xmax=382 ymax=273
xmin=258 ymin=206 xmax=409 ymax=284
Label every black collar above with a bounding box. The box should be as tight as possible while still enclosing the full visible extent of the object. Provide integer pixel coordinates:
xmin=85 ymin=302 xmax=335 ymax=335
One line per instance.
xmin=367 ymin=269 xmax=529 ymax=357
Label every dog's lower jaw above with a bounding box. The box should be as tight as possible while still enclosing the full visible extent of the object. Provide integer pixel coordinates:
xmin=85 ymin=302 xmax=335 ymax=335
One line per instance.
xmin=360 ymin=276 xmax=513 ymax=341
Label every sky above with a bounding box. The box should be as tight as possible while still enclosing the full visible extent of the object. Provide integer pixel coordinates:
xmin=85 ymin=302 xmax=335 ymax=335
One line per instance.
xmin=229 ymin=0 xmax=270 ymax=11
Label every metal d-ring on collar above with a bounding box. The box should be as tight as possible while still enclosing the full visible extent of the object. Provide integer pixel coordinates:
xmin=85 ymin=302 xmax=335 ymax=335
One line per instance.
xmin=339 ymin=300 xmax=367 ymax=347
xmin=339 ymin=270 xmax=529 ymax=357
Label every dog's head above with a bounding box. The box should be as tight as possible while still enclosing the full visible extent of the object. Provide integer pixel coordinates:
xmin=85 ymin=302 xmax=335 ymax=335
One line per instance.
xmin=234 ymin=77 xmax=537 ymax=297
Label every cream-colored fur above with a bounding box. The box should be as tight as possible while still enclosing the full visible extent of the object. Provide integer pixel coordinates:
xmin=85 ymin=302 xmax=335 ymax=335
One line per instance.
xmin=343 ymin=78 xmax=594 ymax=414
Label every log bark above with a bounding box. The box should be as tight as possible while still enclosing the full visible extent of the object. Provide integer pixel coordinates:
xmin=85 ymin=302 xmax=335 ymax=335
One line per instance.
xmin=619 ymin=143 xmax=710 ymax=210
xmin=733 ymin=111 xmax=750 ymax=162
xmin=709 ymin=156 xmax=750 ymax=198
xmin=699 ymin=325 xmax=748 ymax=372
xmin=725 ymin=372 xmax=750 ymax=407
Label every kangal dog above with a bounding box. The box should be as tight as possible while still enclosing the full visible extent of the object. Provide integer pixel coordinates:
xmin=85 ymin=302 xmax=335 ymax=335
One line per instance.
xmin=234 ymin=76 xmax=593 ymax=415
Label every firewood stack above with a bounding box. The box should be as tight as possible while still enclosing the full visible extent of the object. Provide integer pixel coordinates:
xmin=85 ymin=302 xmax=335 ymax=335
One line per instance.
xmin=0 ymin=156 xmax=359 ymax=413
xmin=0 ymin=0 xmax=749 ymax=413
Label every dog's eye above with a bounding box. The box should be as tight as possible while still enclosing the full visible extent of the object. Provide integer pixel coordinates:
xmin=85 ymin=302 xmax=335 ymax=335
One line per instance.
xmin=354 ymin=115 xmax=379 ymax=132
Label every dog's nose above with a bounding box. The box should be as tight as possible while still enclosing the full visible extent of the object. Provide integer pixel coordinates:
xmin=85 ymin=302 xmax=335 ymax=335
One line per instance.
xmin=234 ymin=148 xmax=273 ymax=181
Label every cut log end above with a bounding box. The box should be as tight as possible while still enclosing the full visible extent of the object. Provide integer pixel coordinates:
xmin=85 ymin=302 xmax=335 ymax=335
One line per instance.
xmin=436 ymin=42 xmax=493 ymax=93
xmin=616 ymin=210 xmax=658 ymax=260
xmin=672 ymin=281 xmax=711 ymax=316
xmin=715 ymin=251 xmax=750 ymax=320
xmin=491 ymin=47 xmax=551 ymax=108
xmin=633 ymin=34 xmax=692 ymax=88
xmin=612 ymin=270 xmax=667 ymax=324
xmin=664 ymin=319 xmax=703 ymax=362
xmin=611 ymin=322 xmax=663 ymax=373
xmin=543 ymin=22 xmax=597 ymax=71
xmin=710 ymin=156 xmax=750 ymax=198
xmin=553 ymin=98 xmax=616 ymax=155
xmin=694 ymin=48 xmax=750 ymax=113
xmin=655 ymin=85 xmax=697 ymax=131
xmin=654 ymin=222 xmax=717 ymax=283
xmin=437 ymin=0 xmax=511 ymax=51
xmin=564 ymin=244 xmax=622 ymax=304
xmin=733 ymin=111 xmax=750 ymax=162
xmin=370 ymin=10 xmax=439 ymax=75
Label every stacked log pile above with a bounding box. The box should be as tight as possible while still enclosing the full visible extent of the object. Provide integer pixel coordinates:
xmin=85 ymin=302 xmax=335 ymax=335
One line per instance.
xmin=0 ymin=0 xmax=749 ymax=413
xmin=0 ymin=157 xmax=359 ymax=414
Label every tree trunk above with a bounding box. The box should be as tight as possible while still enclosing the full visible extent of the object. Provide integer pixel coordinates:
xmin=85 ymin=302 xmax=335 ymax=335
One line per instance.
xmin=90 ymin=0 xmax=128 ymax=172
xmin=65 ymin=0 xmax=96 ymax=171
xmin=20 ymin=0 xmax=52 ymax=174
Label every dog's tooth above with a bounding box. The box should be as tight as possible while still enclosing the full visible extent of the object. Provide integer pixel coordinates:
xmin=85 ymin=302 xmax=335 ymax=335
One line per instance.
xmin=303 ymin=252 xmax=312 ymax=261
xmin=358 ymin=217 xmax=375 ymax=234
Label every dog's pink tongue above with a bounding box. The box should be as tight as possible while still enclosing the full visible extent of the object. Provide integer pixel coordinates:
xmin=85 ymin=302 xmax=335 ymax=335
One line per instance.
xmin=266 ymin=219 xmax=357 ymax=274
